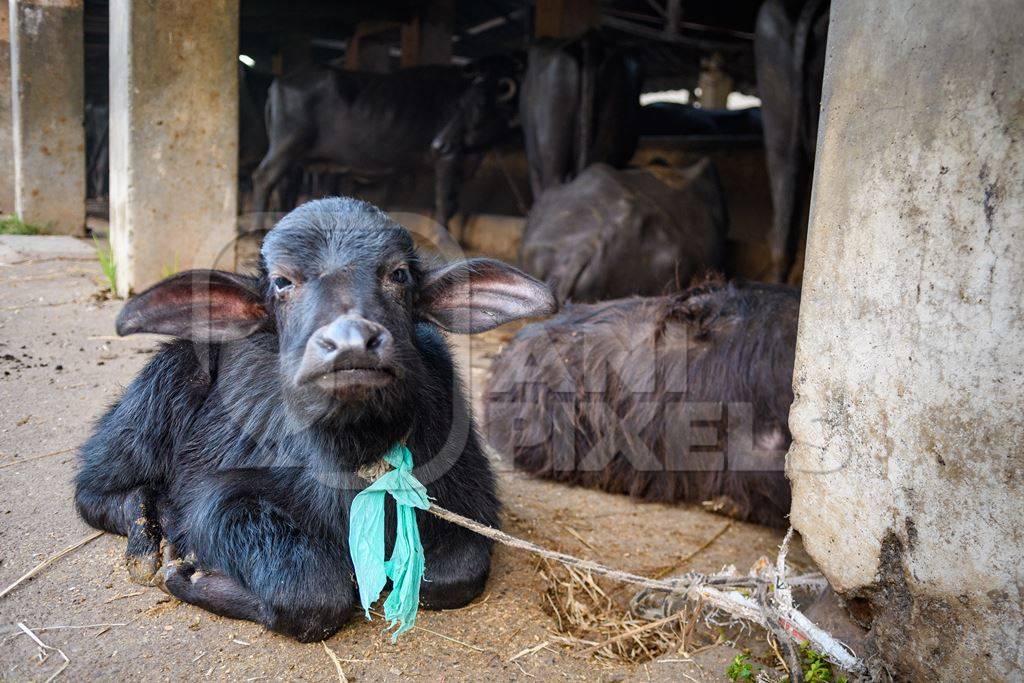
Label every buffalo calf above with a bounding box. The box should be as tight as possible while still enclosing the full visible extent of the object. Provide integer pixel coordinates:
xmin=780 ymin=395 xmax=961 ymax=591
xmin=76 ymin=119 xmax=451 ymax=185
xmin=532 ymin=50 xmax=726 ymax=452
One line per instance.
xmin=483 ymin=278 xmax=798 ymax=527
xmin=75 ymin=197 xmax=555 ymax=642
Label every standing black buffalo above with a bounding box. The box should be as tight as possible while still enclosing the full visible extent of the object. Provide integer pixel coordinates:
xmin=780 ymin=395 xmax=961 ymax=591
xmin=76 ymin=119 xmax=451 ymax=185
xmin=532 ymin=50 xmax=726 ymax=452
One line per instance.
xmin=74 ymin=198 xmax=555 ymax=641
xmin=250 ymin=61 xmax=518 ymax=233
xmin=85 ymin=102 xmax=109 ymax=202
xmin=519 ymin=160 xmax=727 ymax=305
xmin=483 ymin=278 xmax=799 ymax=528
xmin=755 ymin=0 xmax=830 ymax=283
xmin=520 ymin=31 xmax=644 ymax=196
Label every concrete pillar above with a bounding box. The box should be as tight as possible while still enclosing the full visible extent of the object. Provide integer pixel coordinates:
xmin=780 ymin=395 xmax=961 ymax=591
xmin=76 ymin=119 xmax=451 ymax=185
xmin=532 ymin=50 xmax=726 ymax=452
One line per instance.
xmin=0 ymin=3 xmax=14 ymax=214
xmin=9 ymin=0 xmax=85 ymax=234
xmin=109 ymin=0 xmax=238 ymax=296
xmin=788 ymin=1 xmax=1023 ymax=680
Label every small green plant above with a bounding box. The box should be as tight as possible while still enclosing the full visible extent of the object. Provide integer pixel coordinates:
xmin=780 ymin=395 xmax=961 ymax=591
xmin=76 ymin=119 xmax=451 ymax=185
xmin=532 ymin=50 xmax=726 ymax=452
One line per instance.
xmin=803 ymin=642 xmax=846 ymax=683
xmin=726 ymin=653 xmax=758 ymax=681
xmin=0 ymin=215 xmax=42 ymax=235
xmin=93 ymin=236 xmax=117 ymax=293
xmin=778 ymin=643 xmax=847 ymax=683
xmin=162 ymin=252 xmax=180 ymax=279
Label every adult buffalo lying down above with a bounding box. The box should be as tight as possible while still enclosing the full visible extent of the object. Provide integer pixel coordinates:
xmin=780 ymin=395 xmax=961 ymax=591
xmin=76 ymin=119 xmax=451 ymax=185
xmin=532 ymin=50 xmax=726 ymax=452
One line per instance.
xmin=483 ymin=279 xmax=798 ymax=527
xmin=519 ymin=161 xmax=727 ymax=305
xmin=74 ymin=198 xmax=555 ymax=642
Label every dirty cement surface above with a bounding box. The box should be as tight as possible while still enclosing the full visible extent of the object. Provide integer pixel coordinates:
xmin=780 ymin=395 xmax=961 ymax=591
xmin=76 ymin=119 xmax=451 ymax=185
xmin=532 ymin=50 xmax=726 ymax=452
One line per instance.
xmin=0 ymin=236 xmax=806 ymax=681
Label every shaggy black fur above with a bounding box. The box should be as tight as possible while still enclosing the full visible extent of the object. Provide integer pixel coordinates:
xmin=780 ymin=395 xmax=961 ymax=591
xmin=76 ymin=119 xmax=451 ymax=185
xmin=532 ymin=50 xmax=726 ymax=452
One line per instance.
xmin=75 ymin=197 xmax=554 ymax=642
xmin=482 ymin=278 xmax=798 ymax=527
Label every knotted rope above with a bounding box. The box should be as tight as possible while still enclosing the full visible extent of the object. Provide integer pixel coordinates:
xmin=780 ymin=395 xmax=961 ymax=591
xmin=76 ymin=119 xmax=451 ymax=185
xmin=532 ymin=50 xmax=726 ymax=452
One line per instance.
xmin=425 ymin=505 xmax=866 ymax=676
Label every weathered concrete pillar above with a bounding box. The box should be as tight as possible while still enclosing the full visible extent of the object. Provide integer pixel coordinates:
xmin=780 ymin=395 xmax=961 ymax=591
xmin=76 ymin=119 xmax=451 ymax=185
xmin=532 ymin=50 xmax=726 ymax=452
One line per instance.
xmin=788 ymin=1 xmax=1023 ymax=679
xmin=109 ymin=0 xmax=238 ymax=296
xmin=9 ymin=0 xmax=85 ymax=234
xmin=0 ymin=3 xmax=14 ymax=214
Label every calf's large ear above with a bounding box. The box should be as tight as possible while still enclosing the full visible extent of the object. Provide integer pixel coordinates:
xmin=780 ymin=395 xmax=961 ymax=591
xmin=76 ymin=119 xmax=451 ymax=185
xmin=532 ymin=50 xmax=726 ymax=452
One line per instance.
xmin=419 ymin=258 xmax=556 ymax=334
xmin=116 ymin=270 xmax=268 ymax=342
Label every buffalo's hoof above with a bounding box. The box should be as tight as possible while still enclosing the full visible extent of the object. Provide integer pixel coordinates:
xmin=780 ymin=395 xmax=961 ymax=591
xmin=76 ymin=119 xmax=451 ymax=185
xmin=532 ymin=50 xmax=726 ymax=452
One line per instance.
xmin=125 ymin=551 xmax=161 ymax=586
xmin=152 ymin=559 xmax=194 ymax=594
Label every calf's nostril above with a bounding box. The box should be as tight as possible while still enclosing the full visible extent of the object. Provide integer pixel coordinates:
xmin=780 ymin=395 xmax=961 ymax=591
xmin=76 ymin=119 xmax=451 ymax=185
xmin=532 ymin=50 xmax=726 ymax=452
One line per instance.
xmin=366 ymin=332 xmax=382 ymax=351
xmin=316 ymin=335 xmax=338 ymax=353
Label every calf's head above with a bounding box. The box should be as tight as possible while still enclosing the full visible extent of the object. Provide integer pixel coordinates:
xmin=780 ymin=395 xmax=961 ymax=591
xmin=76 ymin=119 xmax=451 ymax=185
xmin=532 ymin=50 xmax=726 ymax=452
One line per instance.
xmin=116 ymin=198 xmax=554 ymax=427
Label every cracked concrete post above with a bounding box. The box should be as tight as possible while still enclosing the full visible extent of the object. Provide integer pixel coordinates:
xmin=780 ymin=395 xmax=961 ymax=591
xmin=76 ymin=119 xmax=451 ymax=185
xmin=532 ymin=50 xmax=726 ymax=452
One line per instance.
xmin=788 ymin=1 xmax=1023 ymax=679
xmin=0 ymin=3 xmax=14 ymax=214
xmin=109 ymin=0 xmax=238 ymax=296
xmin=9 ymin=0 xmax=85 ymax=234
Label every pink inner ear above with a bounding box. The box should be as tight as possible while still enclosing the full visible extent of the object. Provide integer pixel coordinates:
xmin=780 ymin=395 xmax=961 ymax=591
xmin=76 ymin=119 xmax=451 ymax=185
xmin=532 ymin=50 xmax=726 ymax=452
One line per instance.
xmin=117 ymin=270 xmax=266 ymax=340
xmin=206 ymin=284 xmax=265 ymax=321
xmin=421 ymin=259 xmax=556 ymax=333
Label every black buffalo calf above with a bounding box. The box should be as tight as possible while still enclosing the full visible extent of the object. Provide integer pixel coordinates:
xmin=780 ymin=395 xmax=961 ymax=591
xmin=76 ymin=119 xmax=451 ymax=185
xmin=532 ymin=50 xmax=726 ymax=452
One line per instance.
xmin=75 ymin=197 xmax=554 ymax=642
xmin=483 ymin=278 xmax=798 ymax=528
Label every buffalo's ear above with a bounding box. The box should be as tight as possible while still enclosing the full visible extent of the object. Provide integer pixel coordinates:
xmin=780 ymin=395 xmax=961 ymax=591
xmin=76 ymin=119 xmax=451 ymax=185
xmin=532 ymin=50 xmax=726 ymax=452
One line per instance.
xmin=116 ymin=270 xmax=268 ymax=342
xmin=419 ymin=258 xmax=556 ymax=334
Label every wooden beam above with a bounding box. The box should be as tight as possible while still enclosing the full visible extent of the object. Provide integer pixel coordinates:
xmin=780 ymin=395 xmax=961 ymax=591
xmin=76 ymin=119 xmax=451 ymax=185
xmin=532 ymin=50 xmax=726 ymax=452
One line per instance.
xmin=401 ymin=0 xmax=452 ymax=67
xmin=534 ymin=0 xmax=600 ymax=39
xmin=345 ymin=21 xmax=400 ymax=72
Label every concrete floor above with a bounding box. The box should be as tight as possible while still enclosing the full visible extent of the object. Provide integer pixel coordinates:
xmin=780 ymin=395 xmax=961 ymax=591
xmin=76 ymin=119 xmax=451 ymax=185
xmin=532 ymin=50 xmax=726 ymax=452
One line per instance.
xmin=0 ymin=235 xmax=802 ymax=681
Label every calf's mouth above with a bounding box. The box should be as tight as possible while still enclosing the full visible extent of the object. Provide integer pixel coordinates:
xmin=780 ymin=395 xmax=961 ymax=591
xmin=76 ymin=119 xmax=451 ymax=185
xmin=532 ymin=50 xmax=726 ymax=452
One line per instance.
xmin=312 ymin=366 xmax=395 ymax=392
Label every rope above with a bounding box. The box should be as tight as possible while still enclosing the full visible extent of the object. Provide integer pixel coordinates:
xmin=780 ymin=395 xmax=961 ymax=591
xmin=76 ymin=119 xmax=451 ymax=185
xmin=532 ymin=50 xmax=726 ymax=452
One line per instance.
xmin=425 ymin=504 xmax=867 ymax=675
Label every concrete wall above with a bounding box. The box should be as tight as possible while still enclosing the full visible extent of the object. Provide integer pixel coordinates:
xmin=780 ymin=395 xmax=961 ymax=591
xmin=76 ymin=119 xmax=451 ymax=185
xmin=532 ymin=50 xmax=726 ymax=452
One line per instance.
xmin=9 ymin=0 xmax=85 ymax=234
xmin=788 ymin=1 xmax=1023 ymax=679
xmin=0 ymin=3 xmax=14 ymax=215
xmin=109 ymin=0 xmax=238 ymax=296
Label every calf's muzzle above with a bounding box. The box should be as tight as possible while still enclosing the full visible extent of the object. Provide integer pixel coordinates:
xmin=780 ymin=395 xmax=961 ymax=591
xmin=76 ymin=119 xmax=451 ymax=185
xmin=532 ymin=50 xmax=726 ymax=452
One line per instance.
xmin=295 ymin=315 xmax=395 ymax=391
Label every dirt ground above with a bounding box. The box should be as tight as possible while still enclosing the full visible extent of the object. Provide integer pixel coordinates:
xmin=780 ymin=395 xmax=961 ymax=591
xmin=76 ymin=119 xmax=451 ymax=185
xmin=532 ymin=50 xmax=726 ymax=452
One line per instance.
xmin=0 ymin=235 xmax=809 ymax=682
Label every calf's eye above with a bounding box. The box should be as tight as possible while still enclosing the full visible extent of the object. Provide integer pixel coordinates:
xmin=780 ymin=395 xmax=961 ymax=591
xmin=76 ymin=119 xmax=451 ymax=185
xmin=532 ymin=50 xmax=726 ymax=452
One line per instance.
xmin=389 ymin=267 xmax=409 ymax=285
xmin=272 ymin=276 xmax=293 ymax=291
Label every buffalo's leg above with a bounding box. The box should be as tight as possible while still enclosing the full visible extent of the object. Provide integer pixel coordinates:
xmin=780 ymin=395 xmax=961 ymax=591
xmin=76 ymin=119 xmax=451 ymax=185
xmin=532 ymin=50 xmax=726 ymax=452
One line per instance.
xmin=155 ymin=560 xmax=263 ymax=624
xmin=181 ymin=490 xmax=356 ymax=642
xmin=76 ymin=484 xmax=164 ymax=585
xmin=755 ymin=0 xmax=799 ymax=282
xmin=250 ymin=133 xmax=309 ymax=233
xmin=522 ymin=44 xmax=580 ymax=196
xmin=124 ymin=490 xmax=163 ymax=584
xmin=419 ymin=516 xmax=493 ymax=610
xmin=412 ymin=426 xmax=498 ymax=610
xmin=75 ymin=341 xmax=209 ymax=583
xmin=434 ymin=152 xmax=461 ymax=228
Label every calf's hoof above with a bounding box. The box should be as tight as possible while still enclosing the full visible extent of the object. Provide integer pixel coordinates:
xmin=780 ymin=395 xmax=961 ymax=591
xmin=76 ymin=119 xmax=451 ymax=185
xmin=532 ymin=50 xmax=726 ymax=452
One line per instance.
xmin=125 ymin=551 xmax=161 ymax=586
xmin=152 ymin=559 xmax=196 ymax=595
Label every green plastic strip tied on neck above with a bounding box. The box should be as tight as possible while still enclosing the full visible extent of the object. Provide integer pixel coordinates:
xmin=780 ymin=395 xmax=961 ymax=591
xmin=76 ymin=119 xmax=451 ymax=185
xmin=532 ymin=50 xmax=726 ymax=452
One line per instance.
xmin=348 ymin=443 xmax=429 ymax=641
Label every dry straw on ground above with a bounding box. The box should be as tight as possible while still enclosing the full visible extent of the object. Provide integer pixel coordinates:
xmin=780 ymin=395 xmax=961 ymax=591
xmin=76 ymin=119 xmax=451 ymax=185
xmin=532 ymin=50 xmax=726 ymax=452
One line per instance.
xmin=539 ymin=559 xmax=718 ymax=663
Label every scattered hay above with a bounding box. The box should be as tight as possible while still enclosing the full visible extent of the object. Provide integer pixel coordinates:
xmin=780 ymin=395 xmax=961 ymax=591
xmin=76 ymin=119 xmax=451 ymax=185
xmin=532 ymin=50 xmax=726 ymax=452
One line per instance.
xmin=538 ymin=559 xmax=720 ymax=663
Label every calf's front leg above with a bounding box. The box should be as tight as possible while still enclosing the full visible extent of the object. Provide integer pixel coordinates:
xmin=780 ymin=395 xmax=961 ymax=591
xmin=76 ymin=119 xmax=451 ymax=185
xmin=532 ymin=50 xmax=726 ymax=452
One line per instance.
xmin=75 ymin=484 xmax=164 ymax=585
xmin=419 ymin=519 xmax=493 ymax=610
xmin=175 ymin=493 xmax=356 ymax=642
